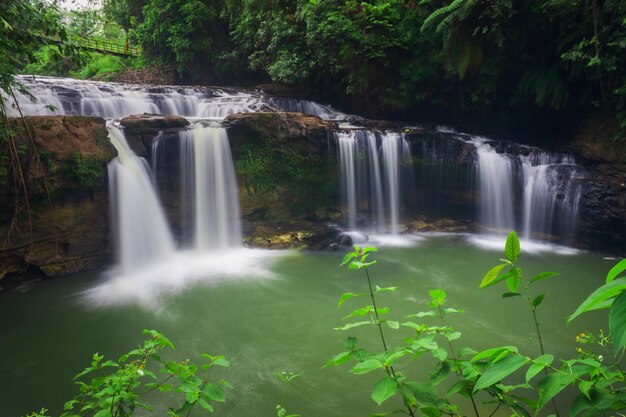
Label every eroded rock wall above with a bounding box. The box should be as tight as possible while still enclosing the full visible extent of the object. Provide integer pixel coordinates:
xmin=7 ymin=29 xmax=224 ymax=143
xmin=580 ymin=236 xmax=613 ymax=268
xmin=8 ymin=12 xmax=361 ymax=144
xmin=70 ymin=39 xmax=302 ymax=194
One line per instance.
xmin=0 ymin=116 xmax=116 ymax=281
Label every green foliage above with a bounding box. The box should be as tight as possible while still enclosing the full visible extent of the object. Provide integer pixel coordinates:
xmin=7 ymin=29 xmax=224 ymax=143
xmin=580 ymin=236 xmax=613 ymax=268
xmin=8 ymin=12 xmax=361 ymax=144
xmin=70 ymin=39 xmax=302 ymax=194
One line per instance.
xmin=330 ymin=236 xmax=626 ymax=416
xmin=26 ymin=330 xmax=230 ymax=417
xmin=62 ymin=153 xmax=105 ymax=187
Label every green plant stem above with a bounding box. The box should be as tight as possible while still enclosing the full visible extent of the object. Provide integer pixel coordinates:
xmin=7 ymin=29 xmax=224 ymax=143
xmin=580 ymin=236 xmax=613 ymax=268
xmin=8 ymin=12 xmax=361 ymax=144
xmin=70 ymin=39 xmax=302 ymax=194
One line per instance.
xmin=364 ymin=266 xmax=389 ymax=353
xmin=364 ymin=266 xmax=415 ymax=417
xmin=437 ymin=304 xmax=480 ymax=417
xmin=529 ymin=299 xmax=560 ymax=417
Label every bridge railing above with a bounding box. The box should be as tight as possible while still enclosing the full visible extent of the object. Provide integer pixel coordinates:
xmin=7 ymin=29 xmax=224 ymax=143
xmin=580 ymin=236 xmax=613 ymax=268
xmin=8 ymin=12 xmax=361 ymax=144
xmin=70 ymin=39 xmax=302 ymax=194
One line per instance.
xmin=75 ymin=37 xmax=139 ymax=57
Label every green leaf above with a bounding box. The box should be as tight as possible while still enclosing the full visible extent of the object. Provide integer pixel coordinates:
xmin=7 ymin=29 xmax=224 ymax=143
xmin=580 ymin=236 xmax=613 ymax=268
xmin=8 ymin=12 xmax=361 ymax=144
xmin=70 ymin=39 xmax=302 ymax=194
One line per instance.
xmin=386 ymin=320 xmax=400 ymax=329
xmin=338 ymin=292 xmax=367 ymax=308
xmin=335 ymin=321 xmax=372 ymax=331
xmin=606 ymin=258 xmax=626 ymax=282
xmin=502 ymin=292 xmax=522 ymax=298
xmin=352 ymin=359 xmax=384 ymax=374
xmin=345 ymin=336 xmax=357 ymax=351
xmin=529 ymin=271 xmax=560 ymax=284
xmin=505 ymin=231 xmax=520 ymax=262
xmin=609 ymin=291 xmax=626 ymax=354
xmin=375 ymin=286 xmax=398 ymax=293
xmin=525 ymin=354 xmax=554 ymax=383
xmin=432 ymin=348 xmax=448 ymax=362
xmin=406 ymin=311 xmax=437 ymax=318
xmin=362 ymin=246 xmax=379 ymax=253
xmin=429 ymin=360 xmax=451 ymax=384
xmin=474 ymin=354 xmax=529 ymax=391
xmin=213 ymin=356 xmax=230 ymax=367
xmin=371 ymin=376 xmax=397 ymax=405
xmin=480 ymin=264 xmax=508 ymax=288
xmin=505 ymin=268 xmax=521 ymax=292
xmin=340 ymin=251 xmax=358 ymax=266
xmin=323 ymin=351 xmax=352 ymax=367
xmin=203 ymin=383 xmax=226 ymax=402
xmin=197 ymin=398 xmax=213 ymax=412
xmin=536 ymin=372 xmax=576 ymax=412
xmin=532 ymin=293 xmax=546 ymax=307
xmin=568 ymin=277 xmax=626 ymax=322
xmin=471 ymin=346 xmax=518 ymax=363
xmin=429 ymin=289 xmax=446 ymax=303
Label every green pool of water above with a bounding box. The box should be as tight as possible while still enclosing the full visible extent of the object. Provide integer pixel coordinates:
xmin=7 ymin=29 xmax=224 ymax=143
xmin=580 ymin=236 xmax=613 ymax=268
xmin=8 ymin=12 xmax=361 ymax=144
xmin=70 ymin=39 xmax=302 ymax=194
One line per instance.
xmin=0 ymin=235 xmax=614 ymax=416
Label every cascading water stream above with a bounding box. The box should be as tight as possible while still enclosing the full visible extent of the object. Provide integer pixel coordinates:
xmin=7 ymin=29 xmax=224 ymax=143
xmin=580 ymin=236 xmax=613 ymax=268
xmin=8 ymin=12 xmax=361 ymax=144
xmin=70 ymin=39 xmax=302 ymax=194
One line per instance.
xmin=336 ymin=130 xmax=411 ymax=234
xmin=180 ymin=125 xmax=242 ymax=250
xmin=472 ymin=137 xmax=516 ymax=233
xmin=107 ymin=126 xmax=176 ymax=274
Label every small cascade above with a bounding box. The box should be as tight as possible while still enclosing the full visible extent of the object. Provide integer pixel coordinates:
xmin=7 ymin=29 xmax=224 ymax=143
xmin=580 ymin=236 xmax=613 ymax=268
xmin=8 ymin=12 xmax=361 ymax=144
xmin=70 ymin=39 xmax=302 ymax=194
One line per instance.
xmin=268 ymin=98 xmax=342 ymax=120
xmin=469 ymin=136 xmax=583 ymax=240
xmin=107 ymin=126 xmax=176 ymax=274
xmin=180 ymin=125 xmax=242 ymax=250
xmin=336 ymin=130 xmax=412 ymax=233
xmin=521 ymin=152 xmax=582 ymax=240
xmin=472 ymin=137 xmax=516 ymax=233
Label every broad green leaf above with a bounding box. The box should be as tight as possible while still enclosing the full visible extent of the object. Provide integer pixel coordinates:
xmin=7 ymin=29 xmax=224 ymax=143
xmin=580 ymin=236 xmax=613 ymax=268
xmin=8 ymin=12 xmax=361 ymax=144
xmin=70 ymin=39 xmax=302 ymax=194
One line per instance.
xmin=529 ymin=271 xmax=560 ymax=284
xmin=429 ymin=360 xmax=451 ymax=384
xmin=429 ymin=289 xmax=446 ymax=302
xmin=384 ymin=349 xmax=411 ymax=367
xmin=411 ymin=336 xmax=438 ymax=351
xmin=386 ymin=320 xmax=400 ymax=329
xmin=532 ymin=293 xmax=546 ymax=307
xmin=340 ymin=251 xmax=358 ymax=266
xmin=197 ymin=399 xmax=213 ymax=412
xmin=568 ymin=277 xmax=626 ymax=322
xmin=480 ymin=264 xmax=508 ymax=288
xmin=371 ymin=376 xmax=397 ymax=405
xmin=209 ymin=356 xmax=229 ymax=367
xmin=474 ymin=354 xmax=529 ymax=391
xmin=432 ymin=347 xmax=448 ymax=362
xmin=362 ymin=246 xmax=379 ymax=253
xmin=505 ymin=231 xmax=521 ymax=262
xmin=536 ymin=372 xmax=576 ymax=412
xmin=203 ymin=383 xmax=226 ymax=402
xmin=578 ymin=380 xmax=593 ymax=399
xmin=609 ymin=291 xmax=626 ymax=354
xmin=445 ymin=331 xmax=461 ymax=341
xmin=502 ymin=292 xmax=522 ymax=298
xmin=405 ymin=381 xmax=438 ymax=406
xmin=471 ymin=346 xmax=518 ymax=363
xmin=606 ymin=258 xmax=626 ymax=283
xmin=352 ymin=359 xmax=384 ymax=374
xmin=443 ymin=308 xmax=464 ymax=315
xmin=323 ymin=351 xmax=352 ymax=367
xmin=334 ymin=321 xmax=372 ymax=331
xmin=569 ymin=389 xmax=616 ymax=416
xmin=344 ymin=305 xmax=373 ymax=318
xmin=338 ymin=292 xmax=367 ymax=308
xmin=506 ymin=268 xmax=521 ymax=292
xmin=353 ymin=348 xmax=369 ymax=361
xmin=525 ymin=354 xmax=554 ymax=383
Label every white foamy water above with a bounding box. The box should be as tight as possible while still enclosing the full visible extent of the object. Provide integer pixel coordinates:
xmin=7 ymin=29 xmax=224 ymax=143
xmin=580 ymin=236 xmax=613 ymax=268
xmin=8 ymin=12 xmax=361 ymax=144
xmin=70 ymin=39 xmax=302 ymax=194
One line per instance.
xmin=466 ymin=234 xmax=581 ymax=256
xmin=84 ymin=249 xmax=283 ymax=308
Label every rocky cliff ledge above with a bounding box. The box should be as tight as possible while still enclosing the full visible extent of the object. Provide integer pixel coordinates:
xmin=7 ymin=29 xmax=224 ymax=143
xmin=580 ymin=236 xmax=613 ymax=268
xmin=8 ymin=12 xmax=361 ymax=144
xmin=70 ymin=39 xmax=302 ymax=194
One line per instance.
xmin=0 ymin=116 xmax=115 ymax=284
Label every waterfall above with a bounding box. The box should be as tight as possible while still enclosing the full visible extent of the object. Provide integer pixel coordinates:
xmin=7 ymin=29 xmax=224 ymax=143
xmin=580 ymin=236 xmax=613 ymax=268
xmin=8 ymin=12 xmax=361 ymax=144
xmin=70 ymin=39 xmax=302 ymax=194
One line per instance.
xmin=7 ymin=75 xmax=342 ymax=120
xmin=336 ymin=130 xmax=411 ymax=234
xmin=107 ymin=126 xmax=176 ymax=274
xmin=180 ymin=125 xmax=242 ymax=250
xmin=521 ymin=152 xmax=582 ymax=240
xmin=470 ymin=137 xmax=582 ymax=239
xmin=472 ymin=137 xmax=516 ymax=233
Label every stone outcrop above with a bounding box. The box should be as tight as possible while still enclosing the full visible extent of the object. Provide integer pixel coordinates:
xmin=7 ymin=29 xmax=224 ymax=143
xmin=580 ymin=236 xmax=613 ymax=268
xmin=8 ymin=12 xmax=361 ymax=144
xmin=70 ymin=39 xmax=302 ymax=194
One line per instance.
xmin=120 ymin=114 xmax=190 ymax=157
xmin=0 ymin=116 xmax=116 ymax=283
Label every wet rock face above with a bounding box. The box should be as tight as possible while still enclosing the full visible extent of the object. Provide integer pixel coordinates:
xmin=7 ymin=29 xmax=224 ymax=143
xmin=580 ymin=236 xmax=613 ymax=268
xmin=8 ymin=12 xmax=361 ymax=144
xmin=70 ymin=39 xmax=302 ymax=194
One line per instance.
xmin=0 ymin=116 xmax=116 ymax=282
xmin=120 ymin=114 xmax=190 ymax=157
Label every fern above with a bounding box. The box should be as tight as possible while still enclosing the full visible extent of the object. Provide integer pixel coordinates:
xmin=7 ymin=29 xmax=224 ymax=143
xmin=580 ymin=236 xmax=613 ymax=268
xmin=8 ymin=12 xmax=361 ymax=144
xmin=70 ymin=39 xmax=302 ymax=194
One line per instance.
xmin=421 ymin=0 xmax=478 ymax=32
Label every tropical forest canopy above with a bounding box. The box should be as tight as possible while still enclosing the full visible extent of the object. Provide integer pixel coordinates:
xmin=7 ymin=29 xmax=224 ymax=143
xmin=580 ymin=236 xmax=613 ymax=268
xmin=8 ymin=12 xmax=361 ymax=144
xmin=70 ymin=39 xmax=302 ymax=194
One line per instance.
xmin=5 ymin=0 xmax=626 ymax=132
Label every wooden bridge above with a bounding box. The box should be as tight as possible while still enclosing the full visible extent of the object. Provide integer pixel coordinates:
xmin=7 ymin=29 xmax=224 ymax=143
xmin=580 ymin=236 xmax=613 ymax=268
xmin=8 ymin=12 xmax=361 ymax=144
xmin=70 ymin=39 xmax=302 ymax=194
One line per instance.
xmin=42 ymin=35 xmax=140 ymax=57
